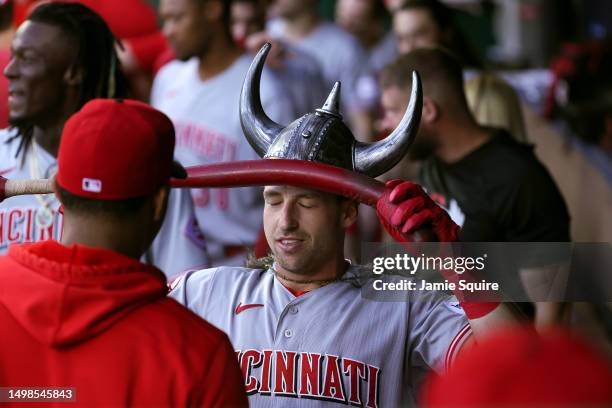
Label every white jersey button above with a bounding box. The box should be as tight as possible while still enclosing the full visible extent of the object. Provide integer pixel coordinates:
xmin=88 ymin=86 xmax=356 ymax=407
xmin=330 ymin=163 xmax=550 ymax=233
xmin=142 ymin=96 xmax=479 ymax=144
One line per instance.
xmin=289 ymin=306 xmax=298 ymax=314
xmin=284 ymin=329 xmax=293 ymax=338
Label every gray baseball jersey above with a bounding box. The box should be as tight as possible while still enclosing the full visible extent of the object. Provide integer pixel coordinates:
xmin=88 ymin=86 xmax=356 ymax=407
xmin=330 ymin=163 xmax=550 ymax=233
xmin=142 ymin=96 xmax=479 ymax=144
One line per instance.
xmin=0 ymin=129 xmax=208 ymax=278
xmin=268 ymin=42 xmax=328 ymax=118
xmin=144 ymin=188 xmax=210 ymax=278
xmin=151 ymin=54 xmax=295 ymax=266
xmin=170 ymin=265 xmax=471 ymax=407
xmin=268 ymin=20 xmax=379 ymax=113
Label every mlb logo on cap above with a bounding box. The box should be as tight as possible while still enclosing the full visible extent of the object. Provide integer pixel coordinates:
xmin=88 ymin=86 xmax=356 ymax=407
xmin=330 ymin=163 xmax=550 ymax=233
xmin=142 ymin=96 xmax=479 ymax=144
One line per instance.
xmin=82 ymin=178 xmax=102 ymax=193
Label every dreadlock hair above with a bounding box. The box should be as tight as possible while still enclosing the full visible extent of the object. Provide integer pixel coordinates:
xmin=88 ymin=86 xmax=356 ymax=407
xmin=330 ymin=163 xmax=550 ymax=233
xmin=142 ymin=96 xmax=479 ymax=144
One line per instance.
xmin=12 ymin=2 xmax=127 ymax=159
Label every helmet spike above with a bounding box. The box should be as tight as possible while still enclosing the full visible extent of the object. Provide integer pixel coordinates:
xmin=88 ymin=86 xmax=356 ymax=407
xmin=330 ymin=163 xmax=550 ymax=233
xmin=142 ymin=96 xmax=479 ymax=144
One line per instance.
xmin=317 ymin=82 xmax=342 ymax=118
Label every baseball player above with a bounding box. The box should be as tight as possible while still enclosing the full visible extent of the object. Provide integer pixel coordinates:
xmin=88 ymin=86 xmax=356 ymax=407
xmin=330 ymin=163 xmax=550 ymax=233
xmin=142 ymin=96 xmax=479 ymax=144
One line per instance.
xmin=0 ymin=2 xmax=208 ymax=277
xmin=230 ymin=0 xmax=328 ymax=118
xmin=0 ymin=98 xmax=247 ymax=407
xmin=267 ymin=0 xmax=379 ymax=141
xmin=154 ymin=0 xmax=296 ymax=266
xmin=0 ymin=2 xmax=125 ymax=251
xmin=170 ymin=46 xmax=519 ymax=407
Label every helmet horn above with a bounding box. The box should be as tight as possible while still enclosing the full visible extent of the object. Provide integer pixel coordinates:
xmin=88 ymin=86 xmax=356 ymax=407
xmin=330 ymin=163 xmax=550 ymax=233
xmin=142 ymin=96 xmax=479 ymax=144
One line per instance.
xmin=239 ymin=43 xmax=284 ymax=157
xmin=354 ymin=71 xmax=422 ymax=177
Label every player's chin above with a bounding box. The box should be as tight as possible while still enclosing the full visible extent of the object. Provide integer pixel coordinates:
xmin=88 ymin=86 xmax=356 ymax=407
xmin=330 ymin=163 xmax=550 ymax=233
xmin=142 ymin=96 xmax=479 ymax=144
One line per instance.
xmin=8 ymin=112 xmax=29 ymax=127
xmin=274 ymin=256 xmax=309 ymax=275
xmin=272 ymin=246 xmax=310 ymax=266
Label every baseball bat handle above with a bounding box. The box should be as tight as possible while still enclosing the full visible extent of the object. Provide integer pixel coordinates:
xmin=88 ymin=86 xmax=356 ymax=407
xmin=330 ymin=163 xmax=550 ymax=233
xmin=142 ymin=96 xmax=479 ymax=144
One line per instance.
xmin=1 ymin=177 xmax=54 ymax=199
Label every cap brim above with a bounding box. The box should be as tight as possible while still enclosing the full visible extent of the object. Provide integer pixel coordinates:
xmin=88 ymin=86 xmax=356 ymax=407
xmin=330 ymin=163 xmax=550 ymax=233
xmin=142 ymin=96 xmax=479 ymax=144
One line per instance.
xmin=171 ymin=160 xmax=188 ymax=179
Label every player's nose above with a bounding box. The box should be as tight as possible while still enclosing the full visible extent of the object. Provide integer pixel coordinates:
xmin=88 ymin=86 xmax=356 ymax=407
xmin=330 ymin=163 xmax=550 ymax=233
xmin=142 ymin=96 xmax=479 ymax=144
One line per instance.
xmin=278 ymin=202 xmax=299 ymax=231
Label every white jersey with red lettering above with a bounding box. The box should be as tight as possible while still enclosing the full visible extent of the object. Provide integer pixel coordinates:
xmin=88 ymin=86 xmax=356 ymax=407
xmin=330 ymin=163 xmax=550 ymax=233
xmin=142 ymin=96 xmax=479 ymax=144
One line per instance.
xmin=151 ymin=54 xmax=295 ymax=265
xmin=0 ymin=129 xmax=208 ymax=278
xmin=170 ymin=265 xmax=471 ymax=407
xmin=0 ymin=129 xmax=63 ymax=251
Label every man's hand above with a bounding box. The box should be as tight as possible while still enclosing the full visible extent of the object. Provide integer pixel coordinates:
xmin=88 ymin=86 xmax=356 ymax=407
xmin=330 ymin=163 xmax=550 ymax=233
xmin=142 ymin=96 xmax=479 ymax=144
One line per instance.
xmin=376 ymin=179 xmax=460 ymax=242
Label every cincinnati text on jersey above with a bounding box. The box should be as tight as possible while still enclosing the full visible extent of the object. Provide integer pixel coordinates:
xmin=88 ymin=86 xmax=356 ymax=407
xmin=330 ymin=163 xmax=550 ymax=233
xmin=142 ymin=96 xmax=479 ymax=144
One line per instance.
xmin=236 ymin=349 xmax=381 ymax=407
xmin=0 ymin=208 xmax=63 ymax=248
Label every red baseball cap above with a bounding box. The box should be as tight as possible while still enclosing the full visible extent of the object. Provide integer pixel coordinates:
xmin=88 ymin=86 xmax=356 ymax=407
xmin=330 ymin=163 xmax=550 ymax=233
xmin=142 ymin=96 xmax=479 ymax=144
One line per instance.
xmin=57 ymin=98 xmax=186 ymax=200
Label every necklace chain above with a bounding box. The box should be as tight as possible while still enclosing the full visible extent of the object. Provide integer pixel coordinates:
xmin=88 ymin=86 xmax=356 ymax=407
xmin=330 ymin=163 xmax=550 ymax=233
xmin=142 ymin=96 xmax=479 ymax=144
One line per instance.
xmin=271 ymin=261 xmax=352 ymax=288
xmin=273 ymin=269 xmax=344 ymax=287
xmin=29 ymin=142 xmax=57 ymax=227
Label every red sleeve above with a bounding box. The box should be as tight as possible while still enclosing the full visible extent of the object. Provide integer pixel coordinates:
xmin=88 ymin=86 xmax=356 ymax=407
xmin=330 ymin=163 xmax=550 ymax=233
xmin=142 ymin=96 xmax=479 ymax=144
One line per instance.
xmin=199 ymin=335 xmax=248 ymax=408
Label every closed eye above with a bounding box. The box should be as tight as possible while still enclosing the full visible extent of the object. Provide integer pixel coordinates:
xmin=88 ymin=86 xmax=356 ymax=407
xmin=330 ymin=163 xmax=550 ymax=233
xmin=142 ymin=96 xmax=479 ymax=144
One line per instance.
xmin=263 ymin=192 xmax=282 ymax=206
xmin=298 ymin=198 xmax=319 ymax=208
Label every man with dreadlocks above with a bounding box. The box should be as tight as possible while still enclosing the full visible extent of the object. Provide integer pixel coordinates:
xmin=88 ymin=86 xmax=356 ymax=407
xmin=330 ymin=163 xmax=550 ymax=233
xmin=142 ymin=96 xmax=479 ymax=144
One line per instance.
xmin=0 ymin=2 xmax=208 ymax=277
xmin=170 ymin=45 xmax=520 ymax=407
xmin=0 ymin=2 xmax=125 ymax=247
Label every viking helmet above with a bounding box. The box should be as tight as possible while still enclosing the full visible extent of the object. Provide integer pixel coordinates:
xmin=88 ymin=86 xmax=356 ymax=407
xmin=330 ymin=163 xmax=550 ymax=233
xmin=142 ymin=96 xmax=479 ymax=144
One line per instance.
xmin=240 ymin=44 xmax=422 ymax=177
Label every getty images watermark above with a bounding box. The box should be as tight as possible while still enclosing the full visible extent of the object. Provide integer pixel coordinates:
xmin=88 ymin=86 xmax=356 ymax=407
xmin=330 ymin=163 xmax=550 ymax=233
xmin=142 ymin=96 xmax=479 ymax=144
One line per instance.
xmin=361 ymin=242 xmax=612 ymax=303
xmin=369 ymin=253 xmax=500 ymax=293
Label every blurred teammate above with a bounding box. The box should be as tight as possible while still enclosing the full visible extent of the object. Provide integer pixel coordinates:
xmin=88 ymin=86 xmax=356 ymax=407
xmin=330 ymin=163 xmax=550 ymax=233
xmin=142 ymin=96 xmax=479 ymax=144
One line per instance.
xmin=268 ymin=0 xmax=378 ymax=141
xmin=155 ymin=0 xmax=295 ymax=266
xmin=231 ymin=0 xmax=327 ymax=116
xmin=0 ymin=2 xmax=127 ymax=250
xmin=0 ymin=2 xmax=206 ymax=277
xmin=335 ymin=0 xmax=397 ymax=74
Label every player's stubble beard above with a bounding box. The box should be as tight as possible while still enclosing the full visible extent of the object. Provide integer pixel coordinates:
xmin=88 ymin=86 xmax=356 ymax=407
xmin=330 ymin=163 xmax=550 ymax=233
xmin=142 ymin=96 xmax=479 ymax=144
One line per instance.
xmin=271 ymin=222 xmax=343 ymax=279
xmin=271 ymin=231 xmax=316 ymax=277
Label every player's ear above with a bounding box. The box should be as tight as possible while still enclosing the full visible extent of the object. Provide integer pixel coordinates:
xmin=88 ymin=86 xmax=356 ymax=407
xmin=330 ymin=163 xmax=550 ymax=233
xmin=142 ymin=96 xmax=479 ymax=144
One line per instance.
xmin=340 ymin=199 xmax=358 ymax=229
xmin=152 ymin=185 xmax=169 ymax=223
xmin=422 ymin=96 xmax=439 ymax=124
xmin=64 ymin=64 xmax=83 ymax=87
xmin=51 ymin=177 xmax=63 ymax=203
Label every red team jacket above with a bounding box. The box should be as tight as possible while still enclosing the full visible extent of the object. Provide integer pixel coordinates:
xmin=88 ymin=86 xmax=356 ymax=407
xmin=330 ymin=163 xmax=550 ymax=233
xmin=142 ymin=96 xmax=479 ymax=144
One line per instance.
xmin=0 ymin=241 xmax=247 ymax=407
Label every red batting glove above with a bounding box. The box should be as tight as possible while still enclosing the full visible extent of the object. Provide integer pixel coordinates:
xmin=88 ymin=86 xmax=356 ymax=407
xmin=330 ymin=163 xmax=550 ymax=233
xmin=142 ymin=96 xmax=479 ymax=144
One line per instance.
xmin=376 ymin=179 xmax=460 ymax=242
xmin=378 ymin=180 xmax=498 ymax=319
